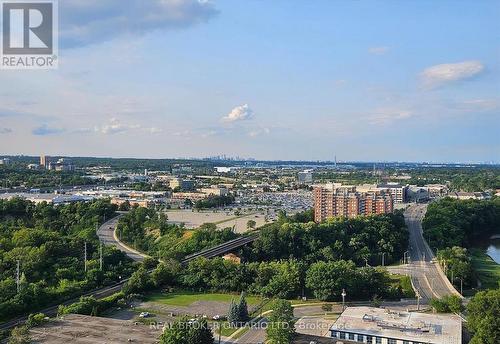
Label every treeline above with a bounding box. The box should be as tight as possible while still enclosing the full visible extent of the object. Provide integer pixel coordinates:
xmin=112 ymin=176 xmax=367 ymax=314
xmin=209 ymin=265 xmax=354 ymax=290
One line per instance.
xmin=116 ymin=207 xmax=238 ymax=259
xmin=407 ymin=167 xmax=499 ymax=191
xmin=0 ymin=167 xmax=100 ymax=188
xmin=423 ymin=197 xmax=500 ymax=249
xmin=0 ymin=198 xmax=135 ymax=321
xmin=243 ymin=212 xmax=408 ymax=266
xmin=124 ymin=257 xmax=414 ymax=303
xmin=194 ymin=195 xmax=235 ymax=209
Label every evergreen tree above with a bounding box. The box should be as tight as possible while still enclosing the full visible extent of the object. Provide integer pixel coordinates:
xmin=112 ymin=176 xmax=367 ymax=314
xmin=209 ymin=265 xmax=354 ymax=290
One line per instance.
xmin=227 ymin=299 xmax=239 ymax=325
xmin=238 ymin=292 xmax=249 ymax=322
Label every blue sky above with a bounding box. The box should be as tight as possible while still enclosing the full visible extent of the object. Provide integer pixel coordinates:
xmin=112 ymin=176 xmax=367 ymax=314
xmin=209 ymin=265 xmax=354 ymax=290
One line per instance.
xmin=0 ymin=0 xmax=499 ymax=162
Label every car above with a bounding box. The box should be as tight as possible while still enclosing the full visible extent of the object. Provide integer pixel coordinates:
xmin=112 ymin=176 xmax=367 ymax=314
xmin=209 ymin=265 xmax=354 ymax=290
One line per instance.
xmin=139 ymin=312 xmax=150 ymax=318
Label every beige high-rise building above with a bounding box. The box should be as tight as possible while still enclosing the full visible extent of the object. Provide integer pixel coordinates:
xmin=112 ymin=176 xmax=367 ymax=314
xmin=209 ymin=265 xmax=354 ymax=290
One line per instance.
xmin=40 ymin=155 xmax=49 ymax=168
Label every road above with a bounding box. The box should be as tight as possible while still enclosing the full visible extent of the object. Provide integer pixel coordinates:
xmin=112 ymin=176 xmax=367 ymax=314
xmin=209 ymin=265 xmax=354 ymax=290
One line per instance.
xmin=387 ymin=204 xmax=461 ymax=300
xmin=97 ymin=213 xmax=259 ymax=264
xmin=97 ymin=215 xmax=149 ymax=262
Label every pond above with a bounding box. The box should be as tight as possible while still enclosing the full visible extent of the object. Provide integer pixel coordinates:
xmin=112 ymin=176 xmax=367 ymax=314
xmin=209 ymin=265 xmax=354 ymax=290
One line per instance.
xmin=486 ymin=237 xmax=500 ymax=264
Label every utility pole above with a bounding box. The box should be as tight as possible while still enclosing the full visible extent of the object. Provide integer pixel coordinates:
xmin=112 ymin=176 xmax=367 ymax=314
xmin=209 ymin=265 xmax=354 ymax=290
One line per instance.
xmin=84 ymin=242 xmax=87 ymax=272
xmin=16 ymin=260 xmax=20 ymax=293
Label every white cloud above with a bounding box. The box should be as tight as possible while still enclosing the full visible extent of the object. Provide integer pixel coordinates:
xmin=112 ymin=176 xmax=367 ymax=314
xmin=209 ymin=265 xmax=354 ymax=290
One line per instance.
xmin=421 ymin=61 xmax=484 ymax=88
xmin=221 ymin=104 xmax=254 ymax=122
xmin=368 ymin=46 xmax=390 ymax=55
xmin=368 ymin=108 xmax=413 ymax=124
xmin=0 ymin=127 xmax=12 ymax=134
xmin=94 ymin=118 xmax=161 ymax=135
xmin=248 ymin=127 xmax=270 ymax=137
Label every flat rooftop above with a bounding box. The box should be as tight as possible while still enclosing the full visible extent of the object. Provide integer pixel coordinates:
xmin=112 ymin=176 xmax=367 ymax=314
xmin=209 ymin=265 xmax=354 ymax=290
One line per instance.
xmin=29 ymin=314 xmax=161 ymax=344
xmin=331 ymin=307 xmax=461 ymax=344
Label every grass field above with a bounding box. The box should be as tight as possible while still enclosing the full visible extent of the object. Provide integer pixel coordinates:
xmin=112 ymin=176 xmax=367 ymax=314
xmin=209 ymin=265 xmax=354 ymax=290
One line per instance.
xmin=470 ymin=248 xmax=500 ymax=290
xmin=146 ymin=291 xmax=263 ymax=307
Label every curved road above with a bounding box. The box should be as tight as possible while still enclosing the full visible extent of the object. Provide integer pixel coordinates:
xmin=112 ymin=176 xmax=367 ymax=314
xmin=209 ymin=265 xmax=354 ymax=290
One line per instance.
xmin=387 ymin=204 xmax=461 ymax=300
xmin=97 ymin=215 xmax=149 ymax=262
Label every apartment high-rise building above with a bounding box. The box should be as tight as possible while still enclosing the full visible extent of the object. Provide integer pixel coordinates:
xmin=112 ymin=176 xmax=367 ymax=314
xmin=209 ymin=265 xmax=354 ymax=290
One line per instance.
xmin=313 ymin=183 xmax=393 ymax=222
xmin=40 ymin=155 xmax=49 ymax=168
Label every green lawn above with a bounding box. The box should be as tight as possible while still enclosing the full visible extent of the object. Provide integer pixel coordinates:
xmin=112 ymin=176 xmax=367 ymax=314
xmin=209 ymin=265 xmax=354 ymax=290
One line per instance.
xmin=146 ymin=291 xmax=262 ymax=307
xmin=470 ymin=248 xmax=500 ymax=290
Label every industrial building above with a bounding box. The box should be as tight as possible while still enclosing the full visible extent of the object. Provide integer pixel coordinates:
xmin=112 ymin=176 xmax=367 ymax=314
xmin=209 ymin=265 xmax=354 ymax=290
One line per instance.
xmin=330 ymin=307 xmax=461 ymax=344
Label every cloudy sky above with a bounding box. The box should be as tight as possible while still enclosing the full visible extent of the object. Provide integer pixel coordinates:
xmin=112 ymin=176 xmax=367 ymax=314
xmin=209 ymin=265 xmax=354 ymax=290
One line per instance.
xmin=1 ymin=0 xmax=499 ymax=162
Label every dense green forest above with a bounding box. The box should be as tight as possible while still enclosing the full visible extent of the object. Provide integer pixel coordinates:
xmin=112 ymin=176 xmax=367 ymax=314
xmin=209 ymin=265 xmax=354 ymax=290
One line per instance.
xmin=423 ymin=197 xmax=500 ymax=289
xmin=0 ymin=198 xmax=135 ymax=321
xmin=0 ymin=167 xmax=102 ymax=188
xmin=423 ymin=197 xmax=500 ymax=249
xmin=243 ymin=211 xmax=408 ymax=266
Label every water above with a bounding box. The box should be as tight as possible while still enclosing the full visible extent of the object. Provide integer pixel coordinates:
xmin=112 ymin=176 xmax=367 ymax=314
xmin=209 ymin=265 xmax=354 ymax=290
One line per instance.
xmin=486 ymin=238 xmax=500 ymax=264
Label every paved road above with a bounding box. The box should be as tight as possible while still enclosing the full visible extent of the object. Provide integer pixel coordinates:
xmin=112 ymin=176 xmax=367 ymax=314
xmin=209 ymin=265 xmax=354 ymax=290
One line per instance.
xmin=233 ymin=317 xmax=267 ymax=344
xmin=387 ymin=204 xmax=461 ymax=300
xmin=97 ymin=215 xmax=149 ymax=262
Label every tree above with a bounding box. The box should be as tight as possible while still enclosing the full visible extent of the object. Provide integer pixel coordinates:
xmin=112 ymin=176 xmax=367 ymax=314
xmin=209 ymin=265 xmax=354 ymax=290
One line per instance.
xmin=227 ymin=299 xmax=240 ymax=326
xmin=26 ymin=313 xmax=46 ymax=328
xmin=122 ymin=267 xmax=152 ymax=295
xmin=467 ymin=289 xmax=500 ymax=344
xmin=305 ymin=260 xmax=356 ymax=301
xmin=238 ymin=292 xmax=249 ymax=322
xmin=8 ymin=326 xmax=30 ymax=344
xmin=430 ymin=295 xmax=463 ymax=313
xmin=160 ymin=317 xmax=214 ymax=344
xmin=266 ymin=299 xmax=295 ymax=344
xmin=246 ymin=220 xmax=256 ymax=230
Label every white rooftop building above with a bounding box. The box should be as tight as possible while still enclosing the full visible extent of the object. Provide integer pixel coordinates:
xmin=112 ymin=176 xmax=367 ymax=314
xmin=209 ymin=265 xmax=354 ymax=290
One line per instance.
xmin=330 ymin=307 xmax=461 ymax=344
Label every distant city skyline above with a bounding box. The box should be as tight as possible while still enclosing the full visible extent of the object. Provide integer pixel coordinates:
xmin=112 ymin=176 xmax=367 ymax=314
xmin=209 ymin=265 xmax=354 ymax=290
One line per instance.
xmin=0 ymin=0 xmax=499 ymax=162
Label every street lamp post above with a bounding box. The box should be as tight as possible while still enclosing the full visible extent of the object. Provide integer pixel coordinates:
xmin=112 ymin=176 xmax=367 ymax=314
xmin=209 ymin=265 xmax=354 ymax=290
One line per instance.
xmin=381 ymin=252 xmax=386 ymax=267
xmin=403 ymin=251 xmax=409 ymax=264
xmin=416 ymin=291 xmax=421 ymax=311
xmin=341 ymin=289 xmax=347 ymax=311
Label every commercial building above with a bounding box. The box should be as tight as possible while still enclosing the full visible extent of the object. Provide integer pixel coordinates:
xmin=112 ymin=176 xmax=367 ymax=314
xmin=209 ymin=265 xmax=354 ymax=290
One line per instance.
xmin=330 ymin=307 xmax=461 ymax=344
xmin=297 ymin=170 xmax=314 ymax=184
xmin=0 ymin=158 xmax=10 ymax=165
xmin=169 ymin=178 xmax=195 ymax=191
xmin=313 ymin=183 xmax=393 ymax=222
xmin=48 ymin=158 xmax=75 ymax=171
xmin=377 ymin=183 xmax=407 ymax=204
xmin=201 ymin=186 xmax=229 ymax=197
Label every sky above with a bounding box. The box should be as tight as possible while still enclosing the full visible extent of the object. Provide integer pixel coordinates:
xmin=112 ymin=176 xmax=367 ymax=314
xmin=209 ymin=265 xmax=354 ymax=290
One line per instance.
xmin=0 ymin=0 xmax=499 ymax=162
